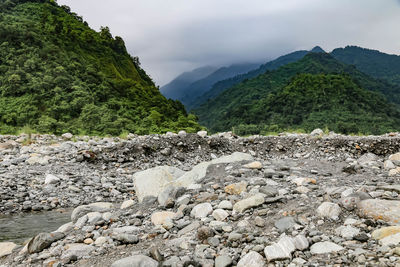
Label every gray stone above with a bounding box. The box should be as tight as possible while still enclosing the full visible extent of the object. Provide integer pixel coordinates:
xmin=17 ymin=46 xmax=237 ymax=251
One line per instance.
xmin=259 ymin=186 xmax=278 ymax=197
xmin=310 ymin=241 xmax=344 ymax=254
xmin=113 ymin=234 xmax=139 ymax=244
xmin=215 ymin=255 xmax=232 ymax=267
xmin=27 ymin=232 xmax=65 ymax=253
xmin=71 ymin=202 xmax=113 ymax=222
xmin=264 ymin=235 xmax=308 ymax=262
xmin=218 ymin=200 xmax=233 ymax=210
xmin=61 ymin=243 xmax=95 ymax=260
xmin=0 ymin=242 xmax=17 ymax=257
xmin=44 ymin=174 xmax=60 ymax=185
xmin=133 ymin=166 xmax=185 ymax=202
xmin=191 ymin=203 xmax=213 ymax=219
xmin=237 ymin=251 xmax=265 ymax=267
xmin=335 ymin=225 xmax=360 ymax=240
xmin=316 ymin=202 xmax=341 ymax=220
xmin=112 ymin=226 xmax=141 ymax=235
xmin=274 ymin=217 xmax=296 ymax=232
xmin=233 ymin=194 xmax=265 ymax=213
xmin=175 ymin=152 xmax=253 ymax=187
xmin=120 ymin=199 xmax=134 ymax=209
xmin=111 ymin=255 xmax=158 ymax=267
xmin=212 ymin=209 xmax=229 ymax=221
xmin=310 ymin=128 xmax=324 ymax=136
xmin=357 ymin=199 xmax=400 ymax=224
xmin=197 ymin=131 xmax=208 ymax=138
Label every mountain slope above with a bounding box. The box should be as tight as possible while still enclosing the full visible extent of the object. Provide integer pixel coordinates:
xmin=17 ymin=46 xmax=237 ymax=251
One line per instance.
xmin=194 ymin=53 xmax=400 ymax=135
xmin=0 ymin=0 xmax=201 ymax=135
xmin=160 ymin=66 xmax=218 ymax=100
xmin=162 ymin=63 xmax=260 ymax=107
xmin=189 ymin=46 xmax=325 ymax=110
xmin=331 ymin=46 xmax=400 ymax=85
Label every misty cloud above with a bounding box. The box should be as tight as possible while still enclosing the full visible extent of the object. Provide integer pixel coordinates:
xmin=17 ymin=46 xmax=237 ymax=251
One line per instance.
xmin=58 ymin=0 xmax=400 ymax=86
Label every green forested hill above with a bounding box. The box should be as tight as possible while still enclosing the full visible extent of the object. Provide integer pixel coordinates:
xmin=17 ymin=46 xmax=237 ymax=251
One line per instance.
xmin=189 ymin=46 xmax=325 ymax=110
xmin=331 ymin=46 xmax=400 ymax=86
xmin=194 ymin=53 xmax=400 ymax=135
xmin=0 ymin=0 xmax=201 ymax=135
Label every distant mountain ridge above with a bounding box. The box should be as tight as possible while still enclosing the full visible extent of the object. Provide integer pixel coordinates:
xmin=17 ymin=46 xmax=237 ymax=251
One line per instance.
xmin=160 ymin=66 xmax=218 ymax=100
xmin=194 ymin=53 xmax=400 ymax=135
xmin=189 ymin=46 xmax=326 ymax=110
xmin=161 ymin=62 xmax=261 ymax=107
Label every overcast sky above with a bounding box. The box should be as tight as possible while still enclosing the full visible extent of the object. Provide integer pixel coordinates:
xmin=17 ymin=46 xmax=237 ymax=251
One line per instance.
xmin=58 ymin=0 xmax=400 ymax=86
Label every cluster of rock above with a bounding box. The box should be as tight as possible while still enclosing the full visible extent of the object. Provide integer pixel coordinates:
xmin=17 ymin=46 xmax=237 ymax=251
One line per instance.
xmin=0 ymin=131 xmax=399 ymax=266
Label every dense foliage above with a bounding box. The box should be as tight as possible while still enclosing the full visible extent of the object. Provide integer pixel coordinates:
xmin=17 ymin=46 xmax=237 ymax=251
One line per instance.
xmin=189 ymin=47 xmax=325 ymax=110
xmin=0 ymin=0 xmax=201 ymax=135
xmin=195 ymin=53 xmax=400 ymax=135
xmin=332 ymin=46 xmax=400 ymax=86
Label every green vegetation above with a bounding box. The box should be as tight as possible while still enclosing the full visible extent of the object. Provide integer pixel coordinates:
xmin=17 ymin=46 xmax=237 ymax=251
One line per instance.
xmin=195 ymin=53 xmax=400 ymax=135
xmin=332 ymin=46 xmax=400 ymax=86
xmin=0 ymin=0 xmax=201 ymax=135
xmin=189 ymin=46 xmax=325 ymax=110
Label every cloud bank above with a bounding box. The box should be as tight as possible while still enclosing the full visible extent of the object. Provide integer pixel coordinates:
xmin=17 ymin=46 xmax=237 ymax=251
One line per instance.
xmin=57 ymin=0 xmax=400 ymax=86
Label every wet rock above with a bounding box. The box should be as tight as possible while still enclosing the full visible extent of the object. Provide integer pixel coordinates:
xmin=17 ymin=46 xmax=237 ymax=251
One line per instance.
xmin=111 ymin=255 xmax=158 ymax=267
xmin=357 ymin=199 xmax=400 ymax=224
xmin=27 ymin=232 xmax=65 ymax=253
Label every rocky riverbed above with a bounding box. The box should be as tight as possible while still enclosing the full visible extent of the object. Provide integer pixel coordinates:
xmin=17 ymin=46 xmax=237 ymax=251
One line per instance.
xmin=0 ymin=130 xmax=400 ymax=266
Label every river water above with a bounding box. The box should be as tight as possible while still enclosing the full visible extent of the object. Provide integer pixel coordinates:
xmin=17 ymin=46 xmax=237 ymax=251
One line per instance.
xmin=0 ymin=210 xmax=72 ymax=244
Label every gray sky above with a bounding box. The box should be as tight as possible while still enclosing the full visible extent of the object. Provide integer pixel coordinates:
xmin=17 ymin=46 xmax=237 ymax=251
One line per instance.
xmin=58 ymin=0 xmax=400 ymax=86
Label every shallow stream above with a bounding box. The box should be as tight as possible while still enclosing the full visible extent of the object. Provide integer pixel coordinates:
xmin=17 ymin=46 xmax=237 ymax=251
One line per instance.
xmin=0 ymin=210 xmax=71 ymax=244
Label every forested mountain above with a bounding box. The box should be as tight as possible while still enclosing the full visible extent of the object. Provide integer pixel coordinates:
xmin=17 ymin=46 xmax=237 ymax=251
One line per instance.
xmin=161 ymin=63 xmax=260 ymax=108
xmin=331 ymin=46 xmax=400 ymax=85
xmin=189 ymin=46 xmax=325 ymax=110
xmin=160 ymin=66 xmax=218 ymax=100
xmin=194 ymin=53 xmax=400 ymax=135
xmin=0 ymin=0 xmax=201 ymax=135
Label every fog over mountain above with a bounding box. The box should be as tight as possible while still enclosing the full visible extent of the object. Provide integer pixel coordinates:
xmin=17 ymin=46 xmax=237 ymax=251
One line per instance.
xmin=58 ymin=0 xmax=400 ymax=86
